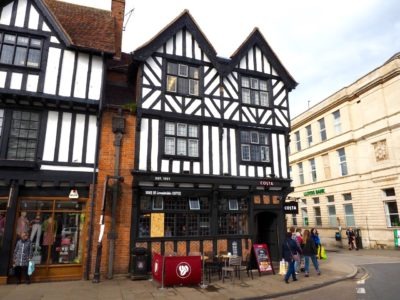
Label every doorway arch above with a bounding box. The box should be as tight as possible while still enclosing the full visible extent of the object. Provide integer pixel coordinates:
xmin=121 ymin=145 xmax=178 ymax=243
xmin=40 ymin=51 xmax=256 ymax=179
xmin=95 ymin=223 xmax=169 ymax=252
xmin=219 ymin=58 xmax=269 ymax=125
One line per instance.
xmin=255 ymin=211 xmax=280 ymax=261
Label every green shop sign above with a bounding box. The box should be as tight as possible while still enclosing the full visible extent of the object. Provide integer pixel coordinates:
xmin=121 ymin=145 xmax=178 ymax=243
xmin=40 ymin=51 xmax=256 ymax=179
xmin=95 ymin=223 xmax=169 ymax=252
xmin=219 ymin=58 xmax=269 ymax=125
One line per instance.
xmin=303 ymin=188 xmax=325 ymax=197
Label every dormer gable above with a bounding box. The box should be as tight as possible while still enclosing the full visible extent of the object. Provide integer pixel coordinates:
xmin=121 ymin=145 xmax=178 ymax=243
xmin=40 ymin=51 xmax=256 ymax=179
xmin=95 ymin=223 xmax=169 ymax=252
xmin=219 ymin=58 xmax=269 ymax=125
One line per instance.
xmin=229 ymin=28 xmax=297 ymax=91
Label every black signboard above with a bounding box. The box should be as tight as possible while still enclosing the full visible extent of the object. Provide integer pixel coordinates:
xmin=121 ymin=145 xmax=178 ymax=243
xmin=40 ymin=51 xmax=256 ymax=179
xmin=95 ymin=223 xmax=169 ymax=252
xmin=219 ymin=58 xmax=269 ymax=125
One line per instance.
xmin=283 ymin=201 xmax=298 ymax=214
xmin=253 ymin=244 xmax=274 ymax=274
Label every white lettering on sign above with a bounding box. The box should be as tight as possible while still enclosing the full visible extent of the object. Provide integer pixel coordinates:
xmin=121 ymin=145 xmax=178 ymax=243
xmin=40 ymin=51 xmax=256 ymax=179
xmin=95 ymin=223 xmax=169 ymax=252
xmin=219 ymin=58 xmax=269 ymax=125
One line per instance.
xmin=154 ymin=176 xmax=171 ymax=181
xmin=145 ymin=191 xmax=181 ymax=196
xmin=259 ymin=181 xmax=274 ymax=186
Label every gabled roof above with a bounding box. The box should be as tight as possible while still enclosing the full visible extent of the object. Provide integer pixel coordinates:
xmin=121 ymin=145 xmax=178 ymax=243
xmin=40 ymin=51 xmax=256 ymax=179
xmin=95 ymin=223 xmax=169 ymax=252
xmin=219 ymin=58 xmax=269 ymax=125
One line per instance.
xmin=133 ymin=10 xmax=218 ymax=64
xmin=131 ymin=10 xmax=297 ymax=91
xmin=42 ymin=0 xmax=116 ymax=54
xmin=229 ymin=28 xmax=297 ymax=90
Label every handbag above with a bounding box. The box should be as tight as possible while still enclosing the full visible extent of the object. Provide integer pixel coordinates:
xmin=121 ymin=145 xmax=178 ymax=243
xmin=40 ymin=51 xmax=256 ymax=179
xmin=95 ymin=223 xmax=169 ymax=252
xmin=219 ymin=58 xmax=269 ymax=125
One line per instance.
xmin=9 ymin=266 xmax=15 ymax=276
xmin=286 ymin=241 xmax=300 ymax=262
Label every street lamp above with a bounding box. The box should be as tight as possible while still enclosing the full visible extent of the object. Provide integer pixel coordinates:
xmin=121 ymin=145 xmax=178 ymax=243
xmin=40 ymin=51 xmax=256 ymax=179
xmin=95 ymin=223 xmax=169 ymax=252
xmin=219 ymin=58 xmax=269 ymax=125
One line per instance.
xmin=92 ymin=175 xmax=124 ymax=283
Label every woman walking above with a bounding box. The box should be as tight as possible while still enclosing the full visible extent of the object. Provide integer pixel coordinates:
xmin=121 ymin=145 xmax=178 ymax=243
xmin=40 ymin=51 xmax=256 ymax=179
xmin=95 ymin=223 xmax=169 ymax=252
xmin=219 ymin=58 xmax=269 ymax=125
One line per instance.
xmin=13 ymin=231 xmax=33 ymax=284
xmin=302 ymin=229 xmax=321 ymax=277
xmin=282 ymin=232 xmax=301 ymax=283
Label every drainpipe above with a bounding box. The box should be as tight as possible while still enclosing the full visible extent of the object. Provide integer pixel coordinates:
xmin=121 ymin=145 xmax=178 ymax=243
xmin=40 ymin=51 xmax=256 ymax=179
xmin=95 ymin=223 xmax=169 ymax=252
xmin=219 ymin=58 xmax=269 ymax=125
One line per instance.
xmin=107 ymin=110 xmax=125 ymax=279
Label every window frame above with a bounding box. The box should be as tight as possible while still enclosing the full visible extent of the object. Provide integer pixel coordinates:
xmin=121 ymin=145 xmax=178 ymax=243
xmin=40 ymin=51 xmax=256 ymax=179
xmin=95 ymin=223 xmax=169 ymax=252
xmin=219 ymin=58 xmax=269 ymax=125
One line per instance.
xmin=163 ymin=121 xmax=200 ymax=159
xmin=309 ymin=158 xmax=317 ymax=182
xmin=344 ymin=203 xmax=355 ymax=226
xmin=337 ymin=148 xmax=348 ymax=176
xmin=295 ymin=131 xmax=301 ymax=151
xmin=318 ymin=118 xmax=327 ymax=141
xmin=333 ymin=110 xmax=342 ymax=134
xmin=165 ymin=61 xmax=200 ymax=96
xmin=239 ymin=130 xmax=270 ymax=164
xmin=306 ymin=125 xmax=313 ymax=146
xmin=240 ymin=75 xmax=270 ymax=108
xmin=0 ymin=108 xmax=41 ymax=166
xmin=327 ymin=205 xmax=337 ymax=226
xmin=298 ymin=162 xmax=304 ymax=185
xmin=0 ymin=31 xmax=43 ymax=69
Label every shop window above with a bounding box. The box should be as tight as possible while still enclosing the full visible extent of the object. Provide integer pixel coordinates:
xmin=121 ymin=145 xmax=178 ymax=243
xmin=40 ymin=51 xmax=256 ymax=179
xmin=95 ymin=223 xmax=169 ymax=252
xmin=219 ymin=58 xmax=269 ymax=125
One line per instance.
xmin=0 ymin=32 xmax=42 ymax=68
xmin=0 ymin=200 xmax=6 ymax=251
xmin=152 ymin=196 xmax=163 ymax=210
xmin=383 ymin=188 xmax=399 ymax=227
xmin=301 ymin=208 xmax=308 ymax=226
xmin=15 ymin=199 xmax=86 ymax=265
xmin=138 ymin=196 xmax=210 ymax=238
xmin=218 ymin=198 xmax=248 ymax=235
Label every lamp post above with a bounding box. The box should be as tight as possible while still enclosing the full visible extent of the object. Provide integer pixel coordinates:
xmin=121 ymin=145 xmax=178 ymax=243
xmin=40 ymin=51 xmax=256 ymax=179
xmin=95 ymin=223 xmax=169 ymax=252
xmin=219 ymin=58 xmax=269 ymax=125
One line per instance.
xmin=92 ymin=175 xmax=123 ymax=283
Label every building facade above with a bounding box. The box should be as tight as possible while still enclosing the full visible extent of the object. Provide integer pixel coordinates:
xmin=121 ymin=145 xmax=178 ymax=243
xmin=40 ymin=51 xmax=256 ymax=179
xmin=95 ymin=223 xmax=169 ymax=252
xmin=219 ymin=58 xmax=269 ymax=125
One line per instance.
xmin=288 ymin=53 xmax=400 ymax=249
xmin=130 ymin=11 xmax=297 ymax=262
xmin=0 ymin=0 xmax=123 ymax=283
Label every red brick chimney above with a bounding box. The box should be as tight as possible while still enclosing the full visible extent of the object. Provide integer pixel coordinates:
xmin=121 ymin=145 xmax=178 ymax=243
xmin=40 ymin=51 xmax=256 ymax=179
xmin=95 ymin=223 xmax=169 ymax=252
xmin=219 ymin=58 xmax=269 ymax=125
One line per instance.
xmin=111 ymin=0 xmax=125 ymax=59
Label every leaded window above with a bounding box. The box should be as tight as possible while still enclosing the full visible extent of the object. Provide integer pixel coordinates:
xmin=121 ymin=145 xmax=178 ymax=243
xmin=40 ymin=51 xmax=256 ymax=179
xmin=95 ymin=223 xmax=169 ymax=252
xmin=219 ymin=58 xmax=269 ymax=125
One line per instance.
xmin=218 ymin=198 xmax=249 ymax=235
xmin=164 ymin=122 xmax=199 ymax=157
xmin=240 ymin=131 xmax=270 ymax=162
xmin=0 ymin=32 xmax=42 ymax=68
xmin=166 ymin=62 xmax=199 ymax=96
xmin=241 ymin=76 xmax=269 ymax=107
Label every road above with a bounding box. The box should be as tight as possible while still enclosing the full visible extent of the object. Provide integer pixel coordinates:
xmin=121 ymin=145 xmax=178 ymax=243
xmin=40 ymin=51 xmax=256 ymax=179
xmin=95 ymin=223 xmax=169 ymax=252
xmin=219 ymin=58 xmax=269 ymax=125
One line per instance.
xmin=274 ymin=251 xmax=400 ymax=300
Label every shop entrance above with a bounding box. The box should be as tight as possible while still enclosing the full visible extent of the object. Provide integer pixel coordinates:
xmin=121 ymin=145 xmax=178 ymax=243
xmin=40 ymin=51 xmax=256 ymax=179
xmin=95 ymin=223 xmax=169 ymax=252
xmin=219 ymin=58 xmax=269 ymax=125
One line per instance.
xmin=255 ymin=212 xmax=279 ymax=261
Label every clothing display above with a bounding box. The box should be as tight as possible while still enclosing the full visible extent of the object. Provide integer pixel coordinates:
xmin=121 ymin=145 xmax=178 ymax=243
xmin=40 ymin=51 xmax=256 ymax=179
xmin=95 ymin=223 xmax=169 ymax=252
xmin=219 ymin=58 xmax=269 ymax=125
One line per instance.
xmin=16 ymin=212 xmax=30 ymax=237
xmin=42 ymin=217 xmax=57 ymax=246
xmin=30 ymin=214 xmax=42 ymax=249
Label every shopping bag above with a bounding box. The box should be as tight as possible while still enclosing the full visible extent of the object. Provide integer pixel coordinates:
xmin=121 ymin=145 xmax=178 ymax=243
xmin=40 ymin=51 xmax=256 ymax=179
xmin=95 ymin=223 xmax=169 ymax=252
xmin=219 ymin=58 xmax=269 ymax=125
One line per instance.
xmin=279 ymin=259 xmax=287 ymax=275
xmin=319 ymin=245 xmax=327 ymax=260
xmin=28 ymin=260 xmax=35 ymax=276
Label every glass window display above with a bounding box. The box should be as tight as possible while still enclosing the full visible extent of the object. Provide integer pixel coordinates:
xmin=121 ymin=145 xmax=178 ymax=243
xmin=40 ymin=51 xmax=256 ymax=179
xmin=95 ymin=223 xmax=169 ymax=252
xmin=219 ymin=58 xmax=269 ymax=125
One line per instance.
xmin=17 ymin=199 xmax=86 ymax=265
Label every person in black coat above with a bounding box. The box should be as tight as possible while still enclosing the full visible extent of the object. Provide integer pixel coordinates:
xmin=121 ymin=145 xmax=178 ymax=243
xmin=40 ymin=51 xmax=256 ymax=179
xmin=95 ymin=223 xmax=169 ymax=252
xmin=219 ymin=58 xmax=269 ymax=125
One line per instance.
xmin=282 ymin=231 xmax=301 ymax=283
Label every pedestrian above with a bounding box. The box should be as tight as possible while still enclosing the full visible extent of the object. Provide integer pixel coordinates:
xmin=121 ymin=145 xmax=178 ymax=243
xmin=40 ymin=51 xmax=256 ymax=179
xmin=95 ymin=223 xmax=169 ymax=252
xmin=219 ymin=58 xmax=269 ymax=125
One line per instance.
xmin=295 ymin=228 xmax=303 ymax=273
xmin=282 ymin=231 xmax=301 ymax=284
xmin=311 ymin=228 xmax=321 ymax=258
xmin=13 ymin=231 xmax=33 ymax=284
xmin=346 ymin=227 xmax=358 ymax=250
xmin=302 ymin=229 xmax=321 ymax=277
xmin=289 ymin=227 xmax=302 ymax=273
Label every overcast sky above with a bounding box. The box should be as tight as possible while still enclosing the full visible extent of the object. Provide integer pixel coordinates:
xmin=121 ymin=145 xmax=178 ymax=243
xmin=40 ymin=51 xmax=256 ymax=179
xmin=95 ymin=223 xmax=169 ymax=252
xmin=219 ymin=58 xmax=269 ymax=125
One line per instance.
xmin=63 ymin=0 xmax=400 ymax=118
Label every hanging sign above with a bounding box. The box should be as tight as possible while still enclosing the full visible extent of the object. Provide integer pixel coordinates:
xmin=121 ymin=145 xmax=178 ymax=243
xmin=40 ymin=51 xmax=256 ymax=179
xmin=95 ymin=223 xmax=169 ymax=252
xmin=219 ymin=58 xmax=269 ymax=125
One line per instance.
xmin=69 ymin=189 xmax=79 ymax=199
xmin=283 ymin=201 xmax=298 ymax=214
xmin=253 ymin=243 xmax=274 ymax=274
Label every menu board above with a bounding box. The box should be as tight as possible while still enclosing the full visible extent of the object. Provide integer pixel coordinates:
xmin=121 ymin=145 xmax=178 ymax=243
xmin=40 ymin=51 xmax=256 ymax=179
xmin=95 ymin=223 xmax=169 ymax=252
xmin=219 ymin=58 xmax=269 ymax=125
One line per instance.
xmin=151 ymin=213 xmax=165 ymax=237
xmin=253 ymin=243 xmax=274 ymax=274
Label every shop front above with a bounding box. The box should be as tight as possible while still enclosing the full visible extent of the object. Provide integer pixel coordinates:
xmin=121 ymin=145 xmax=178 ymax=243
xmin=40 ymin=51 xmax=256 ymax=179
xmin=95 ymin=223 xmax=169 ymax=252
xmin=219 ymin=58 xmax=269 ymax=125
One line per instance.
xmin=0 ymin=185 xmax=89 ymax=284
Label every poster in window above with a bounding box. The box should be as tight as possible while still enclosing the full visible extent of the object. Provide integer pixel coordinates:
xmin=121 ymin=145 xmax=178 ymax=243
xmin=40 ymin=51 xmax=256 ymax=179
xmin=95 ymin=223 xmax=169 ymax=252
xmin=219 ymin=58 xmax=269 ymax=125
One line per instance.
xmin=151 ymin=213 xmax=165 ymax=237
xmin=253 ymin=243 xmax=274 ymax=274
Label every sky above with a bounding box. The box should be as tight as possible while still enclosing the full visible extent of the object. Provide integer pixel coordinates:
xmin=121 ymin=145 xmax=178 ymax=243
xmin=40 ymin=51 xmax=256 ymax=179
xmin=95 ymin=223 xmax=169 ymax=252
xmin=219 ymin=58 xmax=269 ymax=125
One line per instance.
xmin=62 ymin=0 xmax=400 ymax=118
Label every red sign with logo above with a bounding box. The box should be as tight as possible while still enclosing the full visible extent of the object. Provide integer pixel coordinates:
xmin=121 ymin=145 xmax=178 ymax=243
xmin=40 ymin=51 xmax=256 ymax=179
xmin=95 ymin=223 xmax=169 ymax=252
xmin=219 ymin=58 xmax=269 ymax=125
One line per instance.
xmin=253 ymin=243 xmax=274 ymax=274
xmin=152 ymin=253 xmax=201 ymax=286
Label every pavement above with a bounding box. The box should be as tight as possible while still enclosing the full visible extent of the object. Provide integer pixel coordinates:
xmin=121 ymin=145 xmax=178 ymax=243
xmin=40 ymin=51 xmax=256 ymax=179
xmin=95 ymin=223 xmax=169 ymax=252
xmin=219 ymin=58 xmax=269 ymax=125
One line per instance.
xmin=1 ymin=248 xmax=400 ymax=300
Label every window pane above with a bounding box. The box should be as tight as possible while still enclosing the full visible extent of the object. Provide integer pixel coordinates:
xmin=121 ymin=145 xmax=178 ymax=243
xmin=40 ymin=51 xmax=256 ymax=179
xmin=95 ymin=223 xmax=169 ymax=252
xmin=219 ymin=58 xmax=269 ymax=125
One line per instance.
xmin=4 ymin=34 xmax=16 ymax=43
xmin=241 ymin=145 xmax=250 ymax=160
xmin=166 ymin=75 xmax=177 ymax=92
xmin=259 ymin=133 xmax=268 ymax=145
xmin=240 ymin=131 xmax=250 ymax=143
xmin=164 ymin=137 xmax=175 ymax=155
xmin=188 ymin=139 xmax=199 ymax=157
xmin=177 ymin=77 xmax=189 ymax=94
xmin=0 ymin=45 xmax=14 ymax=64
xmin=30 ymin=39 xmax=42 ymax=47
xmin=14 ymin=47 xmax=27 ymax=66
xmin=242 ymin=89 xmax=250 ymax=104
xmin=259 ymin=80 xmax=267 ymax=91
xmin=250 ymin=132 xmax=259 ymax=143
xmin=189 ymin=79 xmax=199 ymax=95
xmin=17 ymin=36 xmax=29 ymax=46
xmin=177 ymin=138 xmax=187 ymax=155
xmin=242 ymin=77 xmax=250 ymax=88
xmin=260 ymin=146 xmax=269 ymax=162
xmin=27 ymin=49 xmax=41 ymax=68
xmin=188 ymin=125 xmax=198 ymax=138
xmin=189 ymin=66 xmax=199 ymax=79
xmin=251 ymin=78 xmax=258 ymax=89
xmin=165 ymin=122 xmax=175 ymax=135
xmin=260 ymin=92 xmax=269 ymax=106
xmin=177 ymin=123 xmax=187 ymax=136
xmin=167 ymin=62 xmax=178 ymax=75
xmin=251 ymin=90 xmax=259 ymax=105
xmin=178 ymin=64 xmax=188 ymax=77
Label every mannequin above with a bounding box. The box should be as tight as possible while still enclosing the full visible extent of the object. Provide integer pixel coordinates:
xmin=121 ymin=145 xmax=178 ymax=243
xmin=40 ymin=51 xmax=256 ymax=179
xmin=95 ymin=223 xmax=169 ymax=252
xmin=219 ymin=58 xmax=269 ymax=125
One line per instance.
xmin=30 ymin=212 xmax=42 ymax=249
xmin=16 ymin=211 xmax=30 ymax=237
xmin=42 ymin=216 xmax=57 ymax=246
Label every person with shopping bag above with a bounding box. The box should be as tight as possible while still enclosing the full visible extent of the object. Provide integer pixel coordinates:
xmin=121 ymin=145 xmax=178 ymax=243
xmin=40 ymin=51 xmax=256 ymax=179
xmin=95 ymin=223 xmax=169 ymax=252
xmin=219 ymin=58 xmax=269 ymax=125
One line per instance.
xmin=282 ymin=232 xmax=302 ymax=284
xmin=13 ymin=231 xmax=33 ymax=284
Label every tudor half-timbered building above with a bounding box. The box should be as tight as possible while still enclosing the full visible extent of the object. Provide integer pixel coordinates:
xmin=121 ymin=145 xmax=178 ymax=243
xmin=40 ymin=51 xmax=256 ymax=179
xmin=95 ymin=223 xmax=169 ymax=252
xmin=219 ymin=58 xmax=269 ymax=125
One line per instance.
xmin=0 ymin=0 xmax=124 ymax=283
xmin=130 ymin=11 xmax=297 ymax=263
